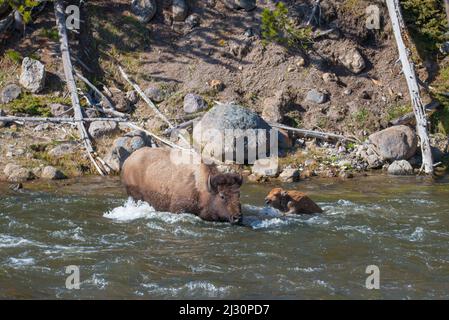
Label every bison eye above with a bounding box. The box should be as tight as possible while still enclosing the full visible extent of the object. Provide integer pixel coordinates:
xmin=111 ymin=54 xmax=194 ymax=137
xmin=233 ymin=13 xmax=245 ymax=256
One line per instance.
xmin=220 ymin=193 xmax=225 ymax=200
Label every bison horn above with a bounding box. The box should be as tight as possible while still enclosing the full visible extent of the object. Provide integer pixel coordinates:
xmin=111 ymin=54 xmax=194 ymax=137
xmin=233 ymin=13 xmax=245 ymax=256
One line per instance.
xmin=207 ymin=174 xmax=216 ymax=194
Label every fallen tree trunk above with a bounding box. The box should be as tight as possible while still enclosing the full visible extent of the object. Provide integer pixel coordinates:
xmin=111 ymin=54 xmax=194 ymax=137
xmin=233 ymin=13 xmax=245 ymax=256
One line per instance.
xmin=0 ymin=116 xmax=128 ymax=123
xmin=269 ymin=122 xmax=359 ymax=143
xmin=54 ymin=0 xmax=107 ymax=175
xmin=386 ymin=0 xmax=434 ymax=174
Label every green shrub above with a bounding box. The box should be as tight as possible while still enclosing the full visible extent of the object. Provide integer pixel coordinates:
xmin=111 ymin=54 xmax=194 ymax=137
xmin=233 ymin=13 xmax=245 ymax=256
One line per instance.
xmin=0 ymin=0 xmax=38 ymax=24
xmin=401 ymin=0 xmax=449 ymax=56
xmin=261 ymin=2 xmax=312 ymax=49
xmin=4 ymin=49 xmax=22 ymax=64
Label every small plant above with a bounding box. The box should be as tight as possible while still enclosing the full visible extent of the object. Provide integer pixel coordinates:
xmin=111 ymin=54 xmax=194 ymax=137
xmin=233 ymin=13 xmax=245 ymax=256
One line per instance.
xmin=354 ymin=107 xmax=369 ymax=123
xmin=261 ymin=2 xmax=312 ymax=49
xmin=4 ymin=49 xmax=22 ymax=64
xmin=40 ymin=27 xmax=59 ymax=41
xmin=0 ymin=0 xmax=39 ymax=24
xmin=387 ymin=104 xmax=413 ymax=121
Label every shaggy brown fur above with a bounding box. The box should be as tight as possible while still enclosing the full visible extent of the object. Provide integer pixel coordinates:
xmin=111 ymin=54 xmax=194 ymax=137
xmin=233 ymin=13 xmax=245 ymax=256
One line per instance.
xmin=121 ymin=148 xmax=243 ymax=223
xmin=265 ymin=188 xmax=323 ymax=215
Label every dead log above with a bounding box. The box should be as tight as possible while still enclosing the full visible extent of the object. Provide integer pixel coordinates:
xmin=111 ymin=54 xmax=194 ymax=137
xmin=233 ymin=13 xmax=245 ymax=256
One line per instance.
xmin=163 ymin=118 xmax=198 ymax=135
xmin=386 ymin=0 xmax=434 ymax=174
xmin=54 ymin=0 xmax=107 ymax=175
xmin=0 ymin=116 xmax=128 ymax=123
xmin=269 ymin=123 xmax=359 ymax=143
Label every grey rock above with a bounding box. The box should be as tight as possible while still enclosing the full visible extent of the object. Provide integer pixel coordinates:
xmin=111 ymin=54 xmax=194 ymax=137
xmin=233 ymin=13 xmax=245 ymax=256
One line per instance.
xmin=261 ymin=90 xmax=289 ymax=123
xmin=369 ymin=125 xmax=417 ymax=161
xmin=366 ymin=154 xmax=383 ymax=169
xmin=252 ymin=158 xmax=279 ymax=177
xmin=88 ymin=121 xmax=119 ymax=138
xmin=19 ymin=57 xmax=46 ymax=93
xmin=131 ymin=0 xmax=157 ymax=23
xmin=48 ymin=143 xmax=77 ymax=158
xmin=279 ymin=168 xmax=300 ymax=182
xmin=41 ymin=166 xmax=66 ymax=180
xmin=225 ymin=0 xmax=256 ymax=11
xmin=183 ymin=93 xmax=207 ymax=114
xmin=193 ymin=103 xmax=273 ymax=163
xmin=50 ymin=103 xmax=72 ymax=117
xmin=144 ymin=86 xmax=164 ymax=103
xmin=337 ymin=47 xmax=365 ymax=74
xmin=388 ymin=160 xmax=413 ymax=176
xmin=173 ymin=0 xmax=188 ymax=21
xmin=305 ymin=89 xmax=327 ymax=104
xmin=126 ymin=90 xmax=139 ymax=105
xmin=104 ymin=131 xmax=153 ymax=172
xmin=0 ymin=83 xmax=21 ymax=104
xmin=3 ymin=164 xmax=34 ymax=183
xmin=185 ymin=14 xmax=200 ymax=29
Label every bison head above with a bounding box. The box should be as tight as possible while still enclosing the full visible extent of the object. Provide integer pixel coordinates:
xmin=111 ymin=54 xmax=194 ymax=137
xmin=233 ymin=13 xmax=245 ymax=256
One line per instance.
xmin=205 ymin=173 xmax=243 ymax=224
xmin=264 ymin=188 xmax=288 ymax=211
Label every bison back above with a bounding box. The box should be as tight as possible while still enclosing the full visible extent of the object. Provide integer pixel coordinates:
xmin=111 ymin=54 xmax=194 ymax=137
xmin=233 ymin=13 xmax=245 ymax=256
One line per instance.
xmin=121 ymin=148 xmax=202 ymax=213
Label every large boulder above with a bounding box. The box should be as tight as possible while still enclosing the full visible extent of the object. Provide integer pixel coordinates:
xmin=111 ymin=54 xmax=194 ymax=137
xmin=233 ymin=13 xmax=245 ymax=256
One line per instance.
xmin=369 ymin=125 xmax=418 ymax=161
xmin=19 ymin=57 xmax=46 ymax=93
xmin=131 ymin=0 xmax=157 ymax=23
xmin=252 ymin=157 xmax=279 ymax=177
xmin=388 ymin=160 xmax=413 ymax=176
xmin=0 ymin=83 xmax=21 ymax=104
xmin=193 ymin=103 xmax=275 ymax=163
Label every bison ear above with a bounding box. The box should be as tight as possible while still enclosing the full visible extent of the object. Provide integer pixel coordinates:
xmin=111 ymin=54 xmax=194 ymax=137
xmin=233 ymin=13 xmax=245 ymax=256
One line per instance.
xmin=207 ymin=175 xmax=218 ymax=194
xmin=236 ymin=174 xmax=243 ymax=186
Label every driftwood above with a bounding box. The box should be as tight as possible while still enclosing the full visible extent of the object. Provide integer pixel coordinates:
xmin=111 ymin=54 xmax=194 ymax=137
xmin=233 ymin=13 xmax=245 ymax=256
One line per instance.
xmin=445 ymin=0 xmax=449 ymax=27
xmin=163 ymin=118 xmax=198 ymax=135
xmin=118 ymin=66 xmax=174 ymax=129
xmin=0 ymin=116 xmax=128 ymax=123
xmin=54 ymin=0 xmax=107 ymax=176
xmin=269 ymin=123 xmax=359 ymax=143
xmin=387 ymin=0 xmax=434 ymax=174
xmin=307 ymin=0 xmax=321 ymax=26
xmin=118 ymin=66 xmax=192 ymax=147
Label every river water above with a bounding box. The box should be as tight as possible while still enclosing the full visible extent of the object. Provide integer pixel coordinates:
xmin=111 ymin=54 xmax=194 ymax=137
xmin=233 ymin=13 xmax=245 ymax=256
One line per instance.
xmin=1 ymin=175 xmax=448 ymax=299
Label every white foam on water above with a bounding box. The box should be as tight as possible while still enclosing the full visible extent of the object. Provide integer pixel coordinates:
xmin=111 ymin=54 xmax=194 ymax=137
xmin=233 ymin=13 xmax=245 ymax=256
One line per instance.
xmin=249 ymin=217 xmax=291 ymax=230
xmin=141 ymin=281 xmax=231 ymax=298
xmin=409 ymin=227 xmax=425 ymax=242
xmin=7 ymin=257 xmax=35 ymax=267
xmin=0 ymin=234 xmax=40 ymax=248
xmin=104 ymin=198 xmax=201 ymax=224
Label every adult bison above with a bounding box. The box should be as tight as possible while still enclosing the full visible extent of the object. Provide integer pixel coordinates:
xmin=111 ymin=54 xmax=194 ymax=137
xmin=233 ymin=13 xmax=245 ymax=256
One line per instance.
xmin=121 ymin=148 xmax=243 ymax=224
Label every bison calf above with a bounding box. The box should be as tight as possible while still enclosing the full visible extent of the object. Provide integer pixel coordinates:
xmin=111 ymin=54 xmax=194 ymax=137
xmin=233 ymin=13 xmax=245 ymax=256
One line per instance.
xmin=121 ymin=148 xmax=243 ymax=224
xmin=265 ymin=188 xmax=323 ymax=215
